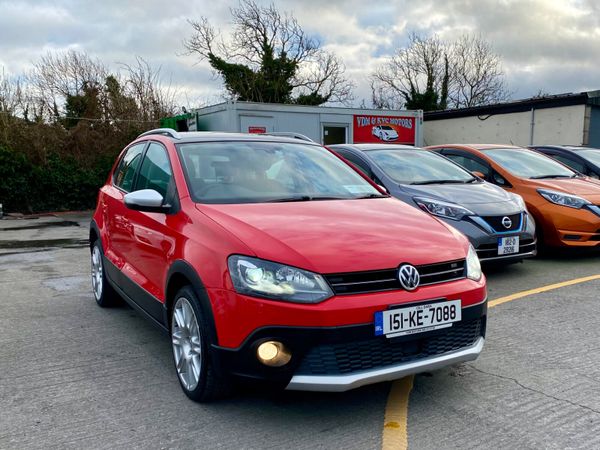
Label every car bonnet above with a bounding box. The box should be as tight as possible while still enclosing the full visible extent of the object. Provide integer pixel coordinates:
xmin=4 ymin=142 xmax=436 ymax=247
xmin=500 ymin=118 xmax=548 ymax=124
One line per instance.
xmin=196 ymin=198 xmax=469 ymax=274
xmin=401 ymin=182 xmax=521 ymax=216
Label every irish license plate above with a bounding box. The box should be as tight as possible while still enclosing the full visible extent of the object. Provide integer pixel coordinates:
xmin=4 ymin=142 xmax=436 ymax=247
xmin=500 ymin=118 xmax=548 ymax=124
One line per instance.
xmin=498 ymin=236 xmax=519 ymax=255
xmin=374 ymin=299 xmax=461 ymax=338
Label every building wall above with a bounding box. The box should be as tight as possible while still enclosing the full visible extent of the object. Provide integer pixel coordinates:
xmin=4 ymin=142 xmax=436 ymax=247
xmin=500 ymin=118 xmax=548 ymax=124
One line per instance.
xmin=240 ymin=110 xmax=324 ymax=141
xmin=424 ymin=104 xmax=586 ymax=146
xmin=588 ymin=105 xmax=600 ymax=147
xmin=196 ymin=108 xmax=234 ymax=132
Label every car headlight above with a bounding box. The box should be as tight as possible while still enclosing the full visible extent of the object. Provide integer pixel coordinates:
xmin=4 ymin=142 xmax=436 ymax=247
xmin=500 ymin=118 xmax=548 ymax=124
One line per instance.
xmin=414 ymin=197 xmax=474 ymax=220
xmin=537 ymin=189 xmax=590 ymax=209
xmin=228 ymin=255 xmax=333 ymax=303
xmin=466 ymin=245 xmax=482 ymax=281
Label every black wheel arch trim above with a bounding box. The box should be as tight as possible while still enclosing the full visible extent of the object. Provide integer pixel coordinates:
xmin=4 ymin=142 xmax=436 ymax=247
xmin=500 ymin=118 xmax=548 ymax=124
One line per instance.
xmin=165 ymin=260 xmax=219 ymax=345
xmin=89 ymin=219 xmax=101 ymax=249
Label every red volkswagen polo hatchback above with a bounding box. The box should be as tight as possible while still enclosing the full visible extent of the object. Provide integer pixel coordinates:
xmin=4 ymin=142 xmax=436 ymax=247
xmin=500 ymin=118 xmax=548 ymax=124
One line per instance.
xmin=90 ymin=129 xmax=487 ymax=401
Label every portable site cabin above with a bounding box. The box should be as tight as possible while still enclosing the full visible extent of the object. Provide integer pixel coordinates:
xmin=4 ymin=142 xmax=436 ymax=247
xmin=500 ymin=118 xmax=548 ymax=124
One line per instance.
xmin=160 ymin=101 xmax=424 ymax=147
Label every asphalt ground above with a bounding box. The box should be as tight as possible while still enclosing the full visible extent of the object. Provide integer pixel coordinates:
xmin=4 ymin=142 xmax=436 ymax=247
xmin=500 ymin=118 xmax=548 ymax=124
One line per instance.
xmin=1 ymin=213 xmax=599 ymax=449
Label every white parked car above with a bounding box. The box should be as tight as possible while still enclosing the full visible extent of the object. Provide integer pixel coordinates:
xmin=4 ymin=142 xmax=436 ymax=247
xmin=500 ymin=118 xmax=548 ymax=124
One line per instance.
xmin=372 ymin=125 xmax=399 ymax=141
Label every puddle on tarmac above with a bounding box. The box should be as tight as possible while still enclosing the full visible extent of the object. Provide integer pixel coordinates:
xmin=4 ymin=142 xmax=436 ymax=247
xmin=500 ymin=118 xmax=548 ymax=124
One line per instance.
xmin=1 ymin=220 xmax=80 ymax=231
xmin=0 ymin=238 xmax=89 ymax=252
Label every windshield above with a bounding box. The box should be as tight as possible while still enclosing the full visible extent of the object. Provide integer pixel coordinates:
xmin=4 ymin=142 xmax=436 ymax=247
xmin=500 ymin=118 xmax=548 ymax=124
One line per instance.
xmin=177 ymin=141 xmax=382 ymax=204
xmin=483 ymin=148 xmax=576 ymax=179
xmin=368 ymin=149 xmax=476 ymax=185
xmin=577 ymin=149 xmax=600 ymax=167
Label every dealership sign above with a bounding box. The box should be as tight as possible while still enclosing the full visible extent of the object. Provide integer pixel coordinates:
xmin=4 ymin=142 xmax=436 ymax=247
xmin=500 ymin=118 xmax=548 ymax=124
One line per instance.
xmin=248 ymin=126 xmax=267 ymax=133
xmin=353 ymin=115 xmax=416 ymax=144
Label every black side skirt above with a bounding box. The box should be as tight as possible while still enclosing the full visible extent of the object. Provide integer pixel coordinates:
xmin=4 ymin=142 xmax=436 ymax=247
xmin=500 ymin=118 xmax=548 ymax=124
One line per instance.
xmin=103 ymin=256 xmax=169 ymax=335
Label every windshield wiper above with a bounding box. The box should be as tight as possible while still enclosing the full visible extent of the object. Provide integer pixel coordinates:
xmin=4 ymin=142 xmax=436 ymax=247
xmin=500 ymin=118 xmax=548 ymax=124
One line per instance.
xmin=265 ymin=196 xmax=312 ymax=202
xmin=529 ymin=174 xmax=574 ymax=179
xmin=353 ymin=193 xmax=388 ymax=199
xmin=410 ymin=179 xmax=473 ymax=185
xmin=264 ymin=195 xmax=348 ymax=202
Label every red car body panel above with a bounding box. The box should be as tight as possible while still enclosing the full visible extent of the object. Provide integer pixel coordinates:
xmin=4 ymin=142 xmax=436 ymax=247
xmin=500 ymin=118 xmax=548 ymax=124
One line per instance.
xmin=197 ymin=198 xmax=467 ymax=273
xmin=94 ymin=135 xmax=486 ymax=352
xmin=207 ymin=280 xmax=486 ymax=348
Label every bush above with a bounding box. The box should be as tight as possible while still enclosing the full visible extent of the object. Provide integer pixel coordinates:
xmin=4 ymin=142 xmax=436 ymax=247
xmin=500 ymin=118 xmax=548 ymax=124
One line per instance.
xmin=0 ymin=146 xmax=117 ymax=213
xmin=0 ymin=146 xmax=35 ymax=213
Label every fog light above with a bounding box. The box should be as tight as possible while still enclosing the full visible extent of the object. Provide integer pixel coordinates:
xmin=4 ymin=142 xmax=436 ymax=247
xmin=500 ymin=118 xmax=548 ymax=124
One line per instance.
xmin=256 ymin=341 xmax=292 ymax=367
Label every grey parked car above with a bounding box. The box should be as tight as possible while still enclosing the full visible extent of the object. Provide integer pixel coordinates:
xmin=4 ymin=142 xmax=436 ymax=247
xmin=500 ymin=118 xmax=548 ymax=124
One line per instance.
xmin=330 ymin=144 xmax=537 ymax=263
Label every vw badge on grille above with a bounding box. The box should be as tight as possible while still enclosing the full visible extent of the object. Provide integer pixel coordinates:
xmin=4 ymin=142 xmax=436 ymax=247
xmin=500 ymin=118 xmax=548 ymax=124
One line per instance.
xmin=501 ymin=216 xmax=512 ymax=229
xmin=398 ymin=264 xmax=420 ymax=291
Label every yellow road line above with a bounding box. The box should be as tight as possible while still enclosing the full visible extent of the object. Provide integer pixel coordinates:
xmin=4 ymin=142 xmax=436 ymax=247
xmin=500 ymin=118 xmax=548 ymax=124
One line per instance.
xmin=488 ymin=274 xmax=600 ymax=308
xmin=381 ymin=273 xmax=600 ymax=450
xmin=382 ymin=375 xmax=414 ymax=450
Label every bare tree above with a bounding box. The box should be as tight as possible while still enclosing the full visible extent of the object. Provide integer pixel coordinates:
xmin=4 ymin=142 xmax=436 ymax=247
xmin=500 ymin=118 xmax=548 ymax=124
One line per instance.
xmin=293 ymin=52 xmax=354 ymax=105
xmin=25 ymin=50 xmax=177 ymax=124
xmin=118 ymin=57 xmax=178 ymax=121
xmin=450 ymin=35 xmax=510 ymax=108
xmin=183 ymin=0 xmax=353 ymax=105
xmin=371 ymin=33 xmax=509 ymax=111
xmin=0 ymin=70 xmax=24 ymax=115
xmin=29 ymin=50 xmax=108 ymax=117
xmin=371 ymin=33 xmax=449 ymax=110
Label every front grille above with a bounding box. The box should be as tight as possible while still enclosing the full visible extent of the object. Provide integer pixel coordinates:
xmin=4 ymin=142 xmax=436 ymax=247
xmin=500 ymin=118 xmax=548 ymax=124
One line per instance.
xmin=324 ymin=259 xmax=466 ymax=295
xmin=480 ymin=213 xmax=522 ymax=232
xmin=295 ymin=318 xmax=483 ymax=375
xmin=476 ymin=238 xmax=535 ymax=260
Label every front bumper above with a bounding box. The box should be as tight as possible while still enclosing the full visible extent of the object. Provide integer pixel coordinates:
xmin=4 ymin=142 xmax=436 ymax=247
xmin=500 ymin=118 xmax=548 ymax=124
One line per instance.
xmin=442 ymin=214 xmax=537 ymax=262
xmin=531 ymin=202 xmax=600 ymax=247
xmin=287 ymin=336 xmax=484 ymax=392
xmin=211 ymin=298 xmax=486 ymax=391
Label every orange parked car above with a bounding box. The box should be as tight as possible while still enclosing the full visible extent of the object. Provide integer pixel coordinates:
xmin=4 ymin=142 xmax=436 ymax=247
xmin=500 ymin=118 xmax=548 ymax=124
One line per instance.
xmin=426 ymin=144 xmax=600 ymax=247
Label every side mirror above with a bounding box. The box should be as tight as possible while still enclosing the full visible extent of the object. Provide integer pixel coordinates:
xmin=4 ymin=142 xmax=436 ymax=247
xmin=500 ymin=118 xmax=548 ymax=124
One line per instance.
xmin=124 ymin=189 xmax=169 ymax=213
xmin=492 ymin=173 xmax=507 ymax=186
xmin=472 ymin=171 xmax=486 ymax=180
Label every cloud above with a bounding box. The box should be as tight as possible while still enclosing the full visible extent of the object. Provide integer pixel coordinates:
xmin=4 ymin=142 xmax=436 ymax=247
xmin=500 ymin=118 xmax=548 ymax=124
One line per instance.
xmin=0 ymin=0 xmax=599 ymax=108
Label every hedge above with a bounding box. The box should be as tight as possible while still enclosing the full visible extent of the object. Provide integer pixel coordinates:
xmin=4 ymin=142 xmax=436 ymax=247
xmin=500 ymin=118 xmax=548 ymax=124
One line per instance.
xmin=0 ymin=146 xmax=116 ymax=213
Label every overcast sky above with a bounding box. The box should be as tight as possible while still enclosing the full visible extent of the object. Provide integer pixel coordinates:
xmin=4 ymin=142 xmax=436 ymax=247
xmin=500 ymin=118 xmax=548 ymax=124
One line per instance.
xmin=1 ymin=0 xmax=599 ymax=110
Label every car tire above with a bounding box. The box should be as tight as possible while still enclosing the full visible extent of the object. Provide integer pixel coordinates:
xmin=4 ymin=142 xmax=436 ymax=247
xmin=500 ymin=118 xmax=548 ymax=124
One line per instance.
xmin=90 ymin=239 xmax=121 ymax=307
xmin=170 ymin=286 xmax=231 ymax=402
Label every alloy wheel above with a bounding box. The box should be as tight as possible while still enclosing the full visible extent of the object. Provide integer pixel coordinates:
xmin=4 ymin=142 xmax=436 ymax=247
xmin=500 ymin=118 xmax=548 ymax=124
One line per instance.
xmin=91 ymin=245 xmax=103 ymax=301
xmin=171 ymin=297 xmax=203 ymax=391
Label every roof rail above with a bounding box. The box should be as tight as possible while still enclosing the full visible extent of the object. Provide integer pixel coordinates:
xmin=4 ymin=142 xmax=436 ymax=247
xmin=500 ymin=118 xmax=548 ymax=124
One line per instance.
xmin=137 ymin=128 xmax=181 ymax=140
xmin=259 ymin=132 xmax=315 ymax=143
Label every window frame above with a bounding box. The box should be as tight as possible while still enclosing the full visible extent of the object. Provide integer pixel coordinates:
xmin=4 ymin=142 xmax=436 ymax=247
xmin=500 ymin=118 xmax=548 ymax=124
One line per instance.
xmin=439 ymin=149 xmax=491 ymax=176
xmin=133 ymin=141 xmax=175 ymax=195
xmin=112 ymin=142 xmax=149 ymax=194
xmin=440 ymin=148 xmax=512 ymax=187
xmin=335 ymin=148 xmax=375 ymax=179
xmin=550 ymin=153 xmax=586 ymax=174
xmin=133 ymin=140 xmax=179 ymax=213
